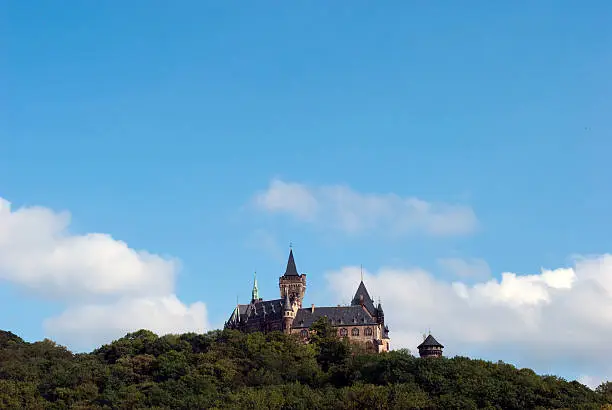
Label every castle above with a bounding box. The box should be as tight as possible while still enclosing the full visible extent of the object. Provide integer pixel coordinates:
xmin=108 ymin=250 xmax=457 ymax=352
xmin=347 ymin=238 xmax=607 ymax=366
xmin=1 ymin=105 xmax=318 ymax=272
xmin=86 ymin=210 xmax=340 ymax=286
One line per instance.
xmin=224 ymin=249 xmax=391 ymax=353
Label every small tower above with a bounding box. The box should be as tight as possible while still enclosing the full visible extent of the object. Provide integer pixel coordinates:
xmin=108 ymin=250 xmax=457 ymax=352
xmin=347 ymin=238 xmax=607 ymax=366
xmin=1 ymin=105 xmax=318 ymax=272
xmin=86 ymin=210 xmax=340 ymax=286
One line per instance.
xmin=417 ymin=333 xmax=444 ymax=358
xmin=279 ymin=248 xmax=307 ymax=308
xmin=282 ymin=293 xmax=295 ymax=334
xmin=251 ymin=272 xmax=260 ymax=304
xmin=376 ymin=299 xmax=384 ymax=325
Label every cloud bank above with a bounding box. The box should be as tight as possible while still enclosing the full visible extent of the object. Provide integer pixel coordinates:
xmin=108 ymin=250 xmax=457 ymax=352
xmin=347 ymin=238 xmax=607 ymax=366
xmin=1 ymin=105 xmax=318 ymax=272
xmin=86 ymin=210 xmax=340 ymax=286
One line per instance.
xmin=253 ymin=179 xmax=477 ymax=237
xmin=0 ymin=198 xmax=208 ymax=351
xmin=326 ymin=255 xmax=612 ymax=385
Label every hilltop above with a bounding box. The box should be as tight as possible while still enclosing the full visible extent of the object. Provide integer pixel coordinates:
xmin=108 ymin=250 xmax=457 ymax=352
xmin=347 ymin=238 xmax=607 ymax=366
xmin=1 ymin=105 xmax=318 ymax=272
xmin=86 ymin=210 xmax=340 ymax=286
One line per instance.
xmin=0 ymin=320 xmax=610 ymax=409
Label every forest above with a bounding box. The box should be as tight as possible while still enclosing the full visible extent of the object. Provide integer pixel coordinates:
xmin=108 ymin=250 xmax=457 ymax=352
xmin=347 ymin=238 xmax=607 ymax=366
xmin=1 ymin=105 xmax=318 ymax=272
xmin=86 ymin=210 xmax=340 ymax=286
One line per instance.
xmin=1 ymin=318 xmax=611 ymax=409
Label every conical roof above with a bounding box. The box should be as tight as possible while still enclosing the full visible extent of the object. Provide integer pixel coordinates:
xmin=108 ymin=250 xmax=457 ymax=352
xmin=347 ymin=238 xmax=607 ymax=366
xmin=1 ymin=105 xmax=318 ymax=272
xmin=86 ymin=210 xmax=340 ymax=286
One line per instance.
xmin=284 ymin=249 xmax=299 ymax=276
xmin=417 ymin=334 xmax=444 ymax=349
xmin=283 ymin=293 xmax=292 ymax=310
xmin=351 ymin=281 xmax=376 ymax=314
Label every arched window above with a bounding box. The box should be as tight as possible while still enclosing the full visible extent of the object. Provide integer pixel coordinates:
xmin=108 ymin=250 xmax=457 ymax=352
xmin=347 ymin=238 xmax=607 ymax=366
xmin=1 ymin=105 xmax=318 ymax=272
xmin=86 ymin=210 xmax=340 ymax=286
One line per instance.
xmin=351 ymin=327 xmax=359 ymax=336
xmin=339 ymin=328 xmax=348 ymax=337
xmin=300 ymin=329 xmax=308 ymax=338
xmin=365 ymin=327 xmax=373 ymax=336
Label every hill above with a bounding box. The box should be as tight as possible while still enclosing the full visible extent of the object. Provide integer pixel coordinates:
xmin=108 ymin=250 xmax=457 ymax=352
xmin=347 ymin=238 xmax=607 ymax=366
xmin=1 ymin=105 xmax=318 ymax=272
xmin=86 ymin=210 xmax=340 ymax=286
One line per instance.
xmin=0 ymin=319 xmax=610 ymax=409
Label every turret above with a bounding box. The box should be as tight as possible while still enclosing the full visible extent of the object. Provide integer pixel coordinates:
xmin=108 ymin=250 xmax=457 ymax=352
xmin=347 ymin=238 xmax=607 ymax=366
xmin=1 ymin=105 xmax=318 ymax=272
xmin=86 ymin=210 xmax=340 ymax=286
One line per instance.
xmin=376 ymin=301 xmax=384 ymax=324
xmin=282 ymin=293 xmax=294 ymax=334
xmin=417 ymin=334 xmax=444 ymax=358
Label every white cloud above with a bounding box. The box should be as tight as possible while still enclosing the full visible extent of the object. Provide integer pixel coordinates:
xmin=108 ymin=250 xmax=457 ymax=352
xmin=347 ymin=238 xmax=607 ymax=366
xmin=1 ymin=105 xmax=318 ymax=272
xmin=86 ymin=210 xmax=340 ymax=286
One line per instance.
xmin=0 ymin=197 xmax=208 ymax=351
xmin=254 ymin=180 xmax=318 ymax=220
xmin=326 ymin=255 xmax=612 ymax=384
xmin=44 ymin=295 xmax=207 ymax=352
xmin=252 ymin=179 xmax=477 ymax=237
xmin=579 ymin=375 xmax=609 ymax=390
xmin=438 ymin=257 xmax=491 ymax=280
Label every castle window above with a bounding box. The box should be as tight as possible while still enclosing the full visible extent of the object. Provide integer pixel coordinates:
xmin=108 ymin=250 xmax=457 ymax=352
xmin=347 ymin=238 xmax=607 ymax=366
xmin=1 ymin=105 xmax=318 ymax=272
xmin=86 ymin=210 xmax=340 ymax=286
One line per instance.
xmin=300 ymin=329 xmax=308 ymax=338
xmin=351 ymin=328 xmax=359 ymax=336
xmin=339 ymin=328 xmax=348 ymax=337
xmin=365 ymin=327 xmax=373 ymax=336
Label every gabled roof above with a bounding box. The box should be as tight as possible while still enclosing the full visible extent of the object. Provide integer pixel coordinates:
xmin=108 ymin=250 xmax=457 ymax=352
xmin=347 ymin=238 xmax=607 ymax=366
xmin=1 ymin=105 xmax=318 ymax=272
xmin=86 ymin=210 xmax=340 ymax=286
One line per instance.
xmin=227 ymin=303 xmax=249 ymax=323
xmin=284 ymin=249 xmax=299 ymax=276
xmin=292 ymin=305 xmax=378 ymax=329
xmin=351 ymin=281 xmax=376 ymax=315
xmin=227 ymin=299 xmax=286 ymax=324
xmin=417 ymin=334 xmax=444 ymax=349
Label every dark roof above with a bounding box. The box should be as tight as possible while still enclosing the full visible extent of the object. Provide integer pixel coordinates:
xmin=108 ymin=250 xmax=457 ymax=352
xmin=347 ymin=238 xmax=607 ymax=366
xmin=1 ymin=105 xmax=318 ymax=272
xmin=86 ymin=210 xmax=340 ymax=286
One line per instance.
xmin=284 ymin=249 xmax=299 ymax=276
xmin=283 ymin=293 xmax=292 ymax=310
xmin=227 ymin=299 xmax=285 ymax=324
xmin=249 ymin=299 xmax=283 ymax=317
xmin=226 ymin=304 xmax=247 ymax=324
xmin=417 ymin=334 xmax=444 ymax=349
xmin=351 ymin=281 xmax=376 ymax=315
xmin=293 ymin=305 xmax=377 ymax=329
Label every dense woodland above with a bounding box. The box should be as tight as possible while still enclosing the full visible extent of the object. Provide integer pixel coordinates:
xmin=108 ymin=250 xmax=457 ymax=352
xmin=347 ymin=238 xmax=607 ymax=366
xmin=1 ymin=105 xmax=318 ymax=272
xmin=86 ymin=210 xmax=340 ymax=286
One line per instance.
xmin=1 ymin=319 xmax=610 ymax=410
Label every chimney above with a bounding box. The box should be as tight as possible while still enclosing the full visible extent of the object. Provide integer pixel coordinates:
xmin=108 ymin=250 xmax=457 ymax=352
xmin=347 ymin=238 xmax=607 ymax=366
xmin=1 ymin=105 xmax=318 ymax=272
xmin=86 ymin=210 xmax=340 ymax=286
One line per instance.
xmin=311 ymin=304 xmax=315 ymax=313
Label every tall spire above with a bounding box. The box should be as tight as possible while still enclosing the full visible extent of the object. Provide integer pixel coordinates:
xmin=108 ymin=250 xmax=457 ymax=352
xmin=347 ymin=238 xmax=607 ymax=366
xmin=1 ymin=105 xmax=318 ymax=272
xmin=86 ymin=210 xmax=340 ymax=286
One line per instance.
xmin=360 ymin=264 xmax=364 ymax=282
xmin=284 ymin=248 xmax=299 ymax=276
xmin=251 ymin=271 xmax=260 ymax=302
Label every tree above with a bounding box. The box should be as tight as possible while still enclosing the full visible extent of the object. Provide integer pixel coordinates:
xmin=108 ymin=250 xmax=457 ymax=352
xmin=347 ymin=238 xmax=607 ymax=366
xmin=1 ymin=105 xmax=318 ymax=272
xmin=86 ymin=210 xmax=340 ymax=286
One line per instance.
xmin=597 ymin=381 xmax=612 ymax=404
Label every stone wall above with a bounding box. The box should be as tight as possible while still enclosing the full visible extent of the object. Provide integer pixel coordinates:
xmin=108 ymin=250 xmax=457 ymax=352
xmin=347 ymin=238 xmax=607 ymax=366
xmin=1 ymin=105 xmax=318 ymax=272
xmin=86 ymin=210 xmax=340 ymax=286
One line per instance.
xmin=290 ymin=324 xmax=389 ymax=352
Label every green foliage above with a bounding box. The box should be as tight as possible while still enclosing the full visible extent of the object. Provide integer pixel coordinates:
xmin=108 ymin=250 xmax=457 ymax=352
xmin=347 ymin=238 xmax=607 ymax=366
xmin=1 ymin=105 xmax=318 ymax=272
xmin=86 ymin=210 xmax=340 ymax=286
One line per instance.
xmin=0 ymin=327 xmax=609 ymax=409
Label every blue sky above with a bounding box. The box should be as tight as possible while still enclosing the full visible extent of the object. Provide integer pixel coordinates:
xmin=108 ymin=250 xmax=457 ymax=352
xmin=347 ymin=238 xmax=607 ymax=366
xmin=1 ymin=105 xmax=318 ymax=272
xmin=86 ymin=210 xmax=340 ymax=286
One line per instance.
xmin=2 ymin=1 xmax=612 ymax=386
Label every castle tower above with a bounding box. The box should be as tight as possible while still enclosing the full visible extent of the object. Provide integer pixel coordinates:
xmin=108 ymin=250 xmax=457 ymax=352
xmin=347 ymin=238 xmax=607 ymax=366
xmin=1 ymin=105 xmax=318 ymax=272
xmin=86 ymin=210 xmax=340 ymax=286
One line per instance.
xmin=282 ymin=293 xmax=295 ymax=334
xmin=417 ymin=334 xmax=444 ymax=358
xmin=279 ymin=248 xmax=307 ymax=308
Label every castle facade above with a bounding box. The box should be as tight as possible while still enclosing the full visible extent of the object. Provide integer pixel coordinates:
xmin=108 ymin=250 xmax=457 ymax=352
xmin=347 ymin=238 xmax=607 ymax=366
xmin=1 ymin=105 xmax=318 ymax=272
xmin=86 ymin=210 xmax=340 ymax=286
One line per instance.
xmin=224 ymin=249 xmax=391 ymax=353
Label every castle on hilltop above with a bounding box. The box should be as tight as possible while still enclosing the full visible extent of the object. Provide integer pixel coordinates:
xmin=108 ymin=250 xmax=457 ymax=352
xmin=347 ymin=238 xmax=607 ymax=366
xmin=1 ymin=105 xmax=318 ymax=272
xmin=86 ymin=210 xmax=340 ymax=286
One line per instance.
xmin=224 ymin=249 xmax=391 ymax=353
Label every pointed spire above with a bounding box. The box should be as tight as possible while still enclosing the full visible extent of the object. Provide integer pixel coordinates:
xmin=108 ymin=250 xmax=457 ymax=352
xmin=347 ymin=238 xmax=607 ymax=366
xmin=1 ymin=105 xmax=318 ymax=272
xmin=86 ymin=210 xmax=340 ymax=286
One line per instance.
xmin=352 ymin=281 xmax=373 ymax=306
xmin=351 ymin=280 xmax=376 ymax=314
xmin=284 ymin=248 xmax=299 ymax=276
xmin=360 ymin=264 xmax=364 ymax=282
xmin=283 ymin=293 xmax=292 ymax=311
xmin=251 ymin=271 xmax=260 ymax=302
